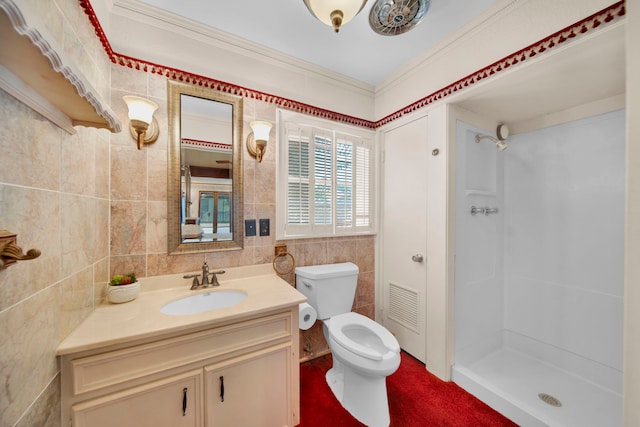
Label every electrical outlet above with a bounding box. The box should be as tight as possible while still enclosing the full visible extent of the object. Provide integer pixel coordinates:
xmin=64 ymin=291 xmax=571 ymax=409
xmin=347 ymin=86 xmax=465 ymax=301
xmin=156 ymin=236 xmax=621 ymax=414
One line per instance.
xmin=259 ymin=219 xmax=270 ymax=236
xmin=245 ymin=219 xmax=256 ymax=236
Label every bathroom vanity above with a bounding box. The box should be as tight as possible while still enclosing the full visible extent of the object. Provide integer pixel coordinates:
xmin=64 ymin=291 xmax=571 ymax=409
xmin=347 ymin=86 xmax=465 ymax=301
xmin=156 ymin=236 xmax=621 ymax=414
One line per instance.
xmin=57 ymin=264 xmax=305 ymax=427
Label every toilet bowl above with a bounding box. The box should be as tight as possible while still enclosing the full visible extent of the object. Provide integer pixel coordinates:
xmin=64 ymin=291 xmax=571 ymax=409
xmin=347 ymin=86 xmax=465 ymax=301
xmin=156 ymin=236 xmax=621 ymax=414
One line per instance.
xmin=295 ymin=262 xmax=400 ymax=426
xmin=323 ymin=312 xmax=400 ymax=427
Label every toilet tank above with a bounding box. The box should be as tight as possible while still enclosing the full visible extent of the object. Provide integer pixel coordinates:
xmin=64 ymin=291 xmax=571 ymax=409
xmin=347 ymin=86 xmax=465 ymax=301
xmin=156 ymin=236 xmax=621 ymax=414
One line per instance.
xmin=295 ymin=262 xmax=359 ymax=320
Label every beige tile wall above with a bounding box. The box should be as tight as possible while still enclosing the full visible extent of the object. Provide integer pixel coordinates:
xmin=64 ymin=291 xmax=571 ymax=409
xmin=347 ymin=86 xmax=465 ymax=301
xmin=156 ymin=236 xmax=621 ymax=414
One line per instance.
xmin=0 ymin=92 xmax=111 ymax=426
xmin=1 ymin=2 xmax=375 ymax=425
xmin=0 ymin=0 xmax=112 ymax=425
xmin=109 ymin=66 xmax=376 ymax=361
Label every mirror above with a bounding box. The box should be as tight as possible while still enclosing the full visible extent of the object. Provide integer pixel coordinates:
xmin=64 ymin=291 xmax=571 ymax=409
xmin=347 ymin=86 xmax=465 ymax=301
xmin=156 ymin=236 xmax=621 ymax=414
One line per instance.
xmin=167 ymin=80 xmax=243 ymax=254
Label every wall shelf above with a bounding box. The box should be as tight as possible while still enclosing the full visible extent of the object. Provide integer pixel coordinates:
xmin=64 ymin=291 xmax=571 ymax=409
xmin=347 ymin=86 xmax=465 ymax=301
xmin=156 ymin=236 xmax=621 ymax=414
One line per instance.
xmin=0 ymin=0 xmax=121 ymax=134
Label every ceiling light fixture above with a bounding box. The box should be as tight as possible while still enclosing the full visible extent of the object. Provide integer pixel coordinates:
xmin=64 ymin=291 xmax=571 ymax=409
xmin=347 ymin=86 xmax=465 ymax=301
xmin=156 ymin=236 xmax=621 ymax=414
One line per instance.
xmin=303 ymin=0 xmax=368 ymax=33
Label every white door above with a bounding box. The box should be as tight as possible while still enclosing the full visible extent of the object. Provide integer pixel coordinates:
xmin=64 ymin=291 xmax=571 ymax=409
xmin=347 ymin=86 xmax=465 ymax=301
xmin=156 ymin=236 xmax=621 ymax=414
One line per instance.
xmin=381 ymin=115 xmax=428 ymax=362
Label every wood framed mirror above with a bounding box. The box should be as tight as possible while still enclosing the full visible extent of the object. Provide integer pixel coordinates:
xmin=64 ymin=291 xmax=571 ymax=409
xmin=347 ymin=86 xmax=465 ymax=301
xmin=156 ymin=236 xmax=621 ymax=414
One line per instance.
xmin=167 ymin=80 xmax=243 ymax=254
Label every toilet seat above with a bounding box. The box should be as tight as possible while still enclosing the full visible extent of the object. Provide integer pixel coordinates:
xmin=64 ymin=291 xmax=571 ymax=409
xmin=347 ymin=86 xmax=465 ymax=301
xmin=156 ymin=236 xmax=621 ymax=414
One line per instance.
xmin=328 ymin=312 xmax=400 ymax=361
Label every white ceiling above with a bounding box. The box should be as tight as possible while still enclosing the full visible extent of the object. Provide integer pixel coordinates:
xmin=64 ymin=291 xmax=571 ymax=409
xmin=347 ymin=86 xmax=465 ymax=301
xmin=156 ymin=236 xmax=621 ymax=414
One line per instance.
xmin=454 ymin=23 xmax=626 ymax=129
xmin=137 ymin=0 xmax=497 ymax=86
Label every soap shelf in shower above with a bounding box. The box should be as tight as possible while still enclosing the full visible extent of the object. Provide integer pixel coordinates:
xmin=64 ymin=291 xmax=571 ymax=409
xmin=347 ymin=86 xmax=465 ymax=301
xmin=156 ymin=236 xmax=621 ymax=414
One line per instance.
xmin=465 ymin=190 xmax=496 ymax=197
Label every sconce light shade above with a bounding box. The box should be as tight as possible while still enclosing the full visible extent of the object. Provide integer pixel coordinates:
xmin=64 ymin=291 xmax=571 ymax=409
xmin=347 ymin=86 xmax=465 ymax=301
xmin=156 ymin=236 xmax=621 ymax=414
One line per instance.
xmin=303 ymin=0 xmax=368 ymax=32
xmin=246 ymin=121 xmax=272 ymax=163
xmin=123 ymin=95 xmax=159 ymax=150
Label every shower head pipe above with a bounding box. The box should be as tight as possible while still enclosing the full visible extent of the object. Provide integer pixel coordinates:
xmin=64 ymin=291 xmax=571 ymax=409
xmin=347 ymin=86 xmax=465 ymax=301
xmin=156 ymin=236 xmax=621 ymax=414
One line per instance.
xmin=475 ymin=123 xmax=509 ymax=151
xmin=475 ymin=134 xmax=508 ymax=151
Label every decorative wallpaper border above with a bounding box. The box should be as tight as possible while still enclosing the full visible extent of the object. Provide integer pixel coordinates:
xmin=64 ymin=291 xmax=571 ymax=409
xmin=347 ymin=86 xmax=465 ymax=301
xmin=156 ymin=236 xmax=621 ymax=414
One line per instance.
xmin=182 ymin=138 xmax=231 ymax=151
xmin=376 ymin=1 xmax=626 ymax=127
xmin=79 ymin=0 xmax=625 ymax=129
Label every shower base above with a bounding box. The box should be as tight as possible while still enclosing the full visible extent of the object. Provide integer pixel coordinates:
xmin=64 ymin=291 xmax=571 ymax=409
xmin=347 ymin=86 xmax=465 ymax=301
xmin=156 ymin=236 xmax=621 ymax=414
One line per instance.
xmin=452 ymin=347 xmax=622 ymax=427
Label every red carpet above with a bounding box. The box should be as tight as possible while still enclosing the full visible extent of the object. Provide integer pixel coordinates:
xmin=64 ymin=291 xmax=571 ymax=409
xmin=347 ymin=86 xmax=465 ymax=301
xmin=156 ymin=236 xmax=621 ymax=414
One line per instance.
xmin=299 ymin=351 xmax=518 ymax=427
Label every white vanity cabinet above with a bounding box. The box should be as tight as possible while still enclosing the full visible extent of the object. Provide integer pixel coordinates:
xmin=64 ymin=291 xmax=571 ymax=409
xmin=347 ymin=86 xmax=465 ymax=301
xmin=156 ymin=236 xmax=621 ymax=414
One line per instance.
xmin=205 ymin=344 xmax=291 ymax=426
xmin=72 ymin=369 xmax=202 ymax=427
xmin=60 ymin=309 xmax=299 ymax=427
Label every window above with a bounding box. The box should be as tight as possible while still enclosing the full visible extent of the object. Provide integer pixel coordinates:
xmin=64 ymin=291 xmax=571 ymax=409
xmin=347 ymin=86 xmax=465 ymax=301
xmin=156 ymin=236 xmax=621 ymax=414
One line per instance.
xmin=276 ymin=110 xmax=376 ymax=239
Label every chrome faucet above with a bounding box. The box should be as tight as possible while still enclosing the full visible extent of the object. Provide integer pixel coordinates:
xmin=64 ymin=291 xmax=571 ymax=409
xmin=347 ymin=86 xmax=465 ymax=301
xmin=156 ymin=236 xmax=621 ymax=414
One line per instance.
xmin=184 ymin=262 xmax=225 ymax=290
xmin=201 ymin=261 xmax=210 ymax=286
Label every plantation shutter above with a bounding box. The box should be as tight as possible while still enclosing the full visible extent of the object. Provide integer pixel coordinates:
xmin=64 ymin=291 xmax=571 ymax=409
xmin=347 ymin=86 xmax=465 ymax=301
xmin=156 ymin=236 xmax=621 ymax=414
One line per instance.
xmin=354 ymin=143 xmax=372 ymax=227
xmin=278 ymin=111 xmax=375 ymax=239
xmin=313 ymin=130 xmax=333 ymax=228
xmin=336 ymin=135 xmax=353 ymax=228
xmin=286 ymin=125 xmax=311 ymax=228
xmin=335 ymin=133 xmax=373 ymax=233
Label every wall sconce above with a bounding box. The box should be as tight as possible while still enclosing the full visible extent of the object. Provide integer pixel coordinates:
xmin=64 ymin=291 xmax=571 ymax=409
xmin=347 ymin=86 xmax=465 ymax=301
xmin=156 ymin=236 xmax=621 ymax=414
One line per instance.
xmin=123 ymin=95 xmax=159 ymax=150
xmin=246 ymin=121 xmax=272 ymax=163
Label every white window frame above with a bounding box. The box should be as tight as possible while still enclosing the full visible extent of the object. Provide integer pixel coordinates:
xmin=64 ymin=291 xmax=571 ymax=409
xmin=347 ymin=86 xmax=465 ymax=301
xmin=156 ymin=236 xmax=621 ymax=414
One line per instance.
xmin=276 ymin=109 xmax=377 ymax=240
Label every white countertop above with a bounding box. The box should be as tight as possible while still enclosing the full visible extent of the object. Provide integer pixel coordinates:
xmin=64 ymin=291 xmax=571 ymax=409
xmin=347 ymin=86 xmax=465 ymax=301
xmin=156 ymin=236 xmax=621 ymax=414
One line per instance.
xmin=57 ymin=264 xmax=306 ymax=356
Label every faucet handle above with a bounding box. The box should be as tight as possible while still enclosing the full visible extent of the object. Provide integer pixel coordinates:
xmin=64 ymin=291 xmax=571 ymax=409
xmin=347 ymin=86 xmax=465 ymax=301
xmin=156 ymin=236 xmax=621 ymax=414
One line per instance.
xmin=183 ymin=273 xmax=201 ymax=290
xmin=210 ymin=270 xmax=225 ymax=286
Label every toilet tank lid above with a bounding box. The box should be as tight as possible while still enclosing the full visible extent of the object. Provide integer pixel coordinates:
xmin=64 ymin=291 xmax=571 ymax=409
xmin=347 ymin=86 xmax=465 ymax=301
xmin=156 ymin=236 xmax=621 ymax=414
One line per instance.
xmin=295 ymin=262 xmax=359 ymax=279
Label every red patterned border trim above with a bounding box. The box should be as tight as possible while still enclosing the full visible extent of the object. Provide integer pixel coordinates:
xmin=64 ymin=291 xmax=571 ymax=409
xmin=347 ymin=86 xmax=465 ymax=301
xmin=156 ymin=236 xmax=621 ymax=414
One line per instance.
xmin=79 ymin=0 xmax=624 ymax=130
xmin=375 ymin=1 xmax=625 ymax=127
xmin=182 ymin=138 xmax=231 ymax=151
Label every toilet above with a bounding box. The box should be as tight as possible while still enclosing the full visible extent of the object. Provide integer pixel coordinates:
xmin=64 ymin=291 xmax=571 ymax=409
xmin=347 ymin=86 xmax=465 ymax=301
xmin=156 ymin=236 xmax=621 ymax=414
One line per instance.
xmin=296 ymin=262 xmax=400 ymax=427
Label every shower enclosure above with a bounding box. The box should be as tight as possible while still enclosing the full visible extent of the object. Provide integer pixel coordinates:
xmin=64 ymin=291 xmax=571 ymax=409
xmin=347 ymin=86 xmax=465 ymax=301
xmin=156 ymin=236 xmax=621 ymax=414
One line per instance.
xmin=452 ymin=110 xmax=624 ymax=426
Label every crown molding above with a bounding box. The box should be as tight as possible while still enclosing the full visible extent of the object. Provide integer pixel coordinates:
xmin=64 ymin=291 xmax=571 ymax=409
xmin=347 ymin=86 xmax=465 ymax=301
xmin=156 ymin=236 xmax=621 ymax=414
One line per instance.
xmin=111 ymin=0 xmax=374 ymax=96
xmin=375 ymin=0 xmax=522 ymax=94
xmin=374 ymin=1 xmax=626 ymax=128
xmin=80 ymin=0 xmax=625 ymax=129
xmin=0 ymin=0 xmax=121 ymax=132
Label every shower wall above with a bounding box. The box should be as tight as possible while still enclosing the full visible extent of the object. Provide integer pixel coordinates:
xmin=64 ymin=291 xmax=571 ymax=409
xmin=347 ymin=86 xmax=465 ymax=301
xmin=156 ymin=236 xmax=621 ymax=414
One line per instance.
xmin=454 ymin=123 xmax=505 ymax=362
xmin=454 ymin=108 xmax=625 ymax=389
xmin=503 ymin=109 xmax=625 ymax=388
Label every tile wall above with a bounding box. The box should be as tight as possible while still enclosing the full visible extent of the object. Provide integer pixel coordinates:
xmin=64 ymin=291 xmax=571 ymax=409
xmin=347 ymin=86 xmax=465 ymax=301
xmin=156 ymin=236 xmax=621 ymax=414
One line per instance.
xmin=0 ymin=1 xmax=375 ymax=424
xmin=109 ymin=65 xmax=376 ymax=361
xmin=0 ymin=0 xmax=113 ymax=424
xmin=0 ymin=65 xmax=110 ymax=427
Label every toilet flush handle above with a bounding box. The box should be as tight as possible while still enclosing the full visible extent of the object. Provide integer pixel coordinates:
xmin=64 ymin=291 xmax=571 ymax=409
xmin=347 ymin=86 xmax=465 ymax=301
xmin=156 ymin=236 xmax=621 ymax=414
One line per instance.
xmin=302 ymin=280 xmax=313 ymax=289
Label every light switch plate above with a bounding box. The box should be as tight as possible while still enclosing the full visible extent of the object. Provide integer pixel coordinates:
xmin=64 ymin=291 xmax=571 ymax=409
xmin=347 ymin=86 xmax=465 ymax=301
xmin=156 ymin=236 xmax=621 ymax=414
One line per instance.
xmin=259 ymin=219 xmax=270 ymax=236
xmin=245 ymin=219 xmax=256 ymax=237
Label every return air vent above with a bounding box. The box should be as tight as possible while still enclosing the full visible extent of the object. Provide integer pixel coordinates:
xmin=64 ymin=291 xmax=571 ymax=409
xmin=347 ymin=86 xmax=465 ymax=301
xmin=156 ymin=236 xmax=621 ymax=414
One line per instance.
xmin=388 ymin=282 xmax=419 ymax=332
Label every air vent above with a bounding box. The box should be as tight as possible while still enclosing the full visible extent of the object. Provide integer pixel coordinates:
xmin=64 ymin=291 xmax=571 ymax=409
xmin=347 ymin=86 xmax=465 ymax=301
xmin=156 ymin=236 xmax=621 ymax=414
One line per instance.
xmin=388 ymin=282 xmax=419 ymax=331
xmin=369 ymin=0 xmax=431 ymax=36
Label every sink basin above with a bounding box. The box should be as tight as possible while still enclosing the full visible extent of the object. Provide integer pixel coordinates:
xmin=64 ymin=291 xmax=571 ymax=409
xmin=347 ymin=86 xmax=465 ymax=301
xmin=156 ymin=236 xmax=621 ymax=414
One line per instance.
xmin=161 ymin=290 xmax=247 ymax=315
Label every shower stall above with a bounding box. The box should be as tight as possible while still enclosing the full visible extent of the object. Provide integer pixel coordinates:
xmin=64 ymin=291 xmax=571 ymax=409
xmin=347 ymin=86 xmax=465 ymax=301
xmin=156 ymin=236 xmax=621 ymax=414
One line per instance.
xmin=452 ymin=110 xmax=624 ymax=426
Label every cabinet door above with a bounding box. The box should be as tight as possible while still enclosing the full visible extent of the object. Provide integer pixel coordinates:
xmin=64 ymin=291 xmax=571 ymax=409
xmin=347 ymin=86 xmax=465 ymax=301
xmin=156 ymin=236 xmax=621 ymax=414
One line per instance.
xmin=72 ymin=369 xmax=202 ymax=427
xmin=205 ymin=344 xmax=291 ymax=427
